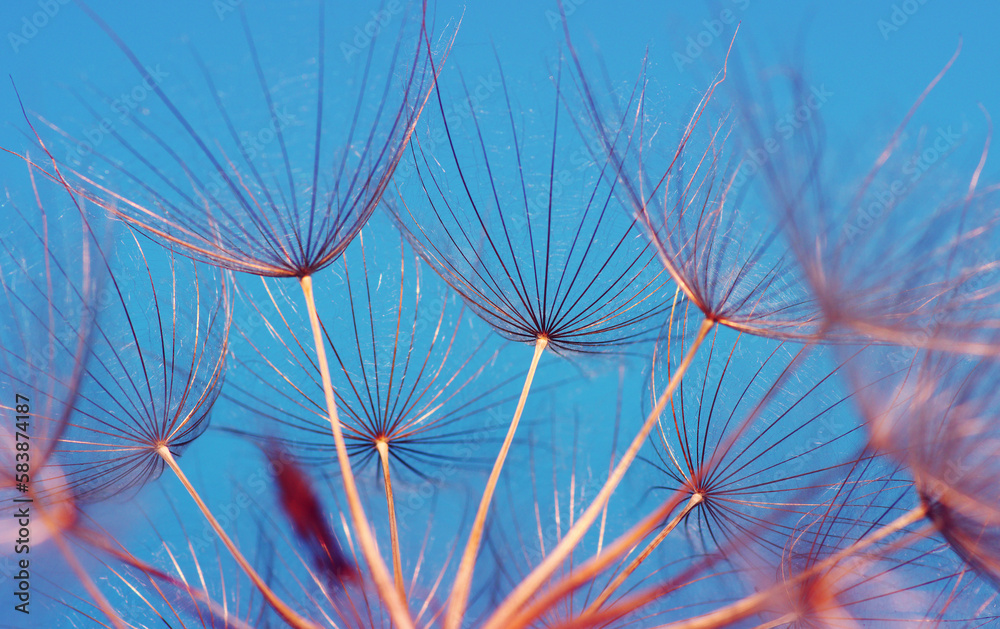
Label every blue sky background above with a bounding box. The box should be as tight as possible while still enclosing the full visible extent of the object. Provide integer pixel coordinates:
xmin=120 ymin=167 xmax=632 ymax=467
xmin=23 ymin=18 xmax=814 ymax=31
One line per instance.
xmin=2 ymin=1 xmax=999 ymax=627
xmin=3 ymin=1 xmax=1000 ymax=141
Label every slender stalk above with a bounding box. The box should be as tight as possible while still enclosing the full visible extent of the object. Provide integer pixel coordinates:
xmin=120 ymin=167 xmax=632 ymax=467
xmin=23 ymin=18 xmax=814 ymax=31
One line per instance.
xmin=156 ymin=446 xmax=320 ymax=629
xmin=501 ymin=485 xmax=688 ymax=629
xmin=587 ymin=493 xmax=703 ymax=612
xmin=649 ymin=504 xmax=930 ymax=629
xmin=299 ymin=275 xmax=414 ymax=629
xmin=483 ymin=318 xmax=715 ymax=629
xmin=377 ymin=439 xmax=406 ymax=602
xmin=445 ymin=335 xmax=549 ymax=629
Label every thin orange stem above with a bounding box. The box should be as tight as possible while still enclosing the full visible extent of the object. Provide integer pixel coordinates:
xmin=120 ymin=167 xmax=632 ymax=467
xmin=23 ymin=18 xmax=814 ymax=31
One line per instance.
xmin=445 ymin=335 xmax=548 ymax=629
xmin=500 ymin=482 xmax=689 ymax=629
xmin=647 ymin=504 xmax=929 ymax=629
xmin=156 ymin=446 xmax=319 ymax=629
xmin=482 ymin=317 xmax=714 ymax=629
xmin=377 ymin=439 xmax=407 ymax=602
xmin=299 ymin=275 xmax=414 ymax=629
xmin=587 ymin=493 xmax=703 ymax=612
